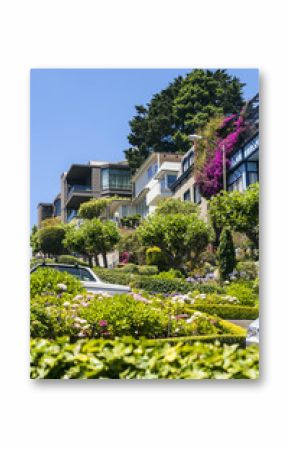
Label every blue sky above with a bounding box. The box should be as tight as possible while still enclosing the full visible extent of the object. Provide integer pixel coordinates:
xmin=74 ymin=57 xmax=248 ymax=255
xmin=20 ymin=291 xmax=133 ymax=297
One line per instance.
xmin=30 ymin=68 xmax=259 ymax=226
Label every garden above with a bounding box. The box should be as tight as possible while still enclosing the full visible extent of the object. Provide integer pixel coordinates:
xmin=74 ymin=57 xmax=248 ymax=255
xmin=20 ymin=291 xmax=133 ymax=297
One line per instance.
xmin=30 ymin=185 xmax=259 ymax=379
xmin=30 ymin=75 xmax=259 ymax=379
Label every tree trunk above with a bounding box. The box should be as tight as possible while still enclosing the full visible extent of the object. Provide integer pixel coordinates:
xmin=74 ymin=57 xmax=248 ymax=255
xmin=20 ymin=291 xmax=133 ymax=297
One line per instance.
xmin=88 ymin=256 xmax=93 ymax=268
xmin=94 ymin=254 xmax=100 ymax=267
xmin=102 ymin=252 xmax=108 ymax=268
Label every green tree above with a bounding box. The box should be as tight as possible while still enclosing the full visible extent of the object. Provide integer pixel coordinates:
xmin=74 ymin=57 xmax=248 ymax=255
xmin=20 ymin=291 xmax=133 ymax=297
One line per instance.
xmin=125 ymin=69 xmax=244 ymax=172
xmin=155 ymin=198 xmax=198 ymax=216
xmin=209 ymin=183 xmax=259 ymax=250
xmin=38 ymin=226 xmax=66 ymax=257
xmin=137 ymin=213 xmax=210 ymax=269
xmin=81 ymin=219 xmax=120 ymax=268
xmin=63 ymin=224 xmax=93 ymax=266
xmin=30 ymin=225 xmax=40 ymax=256
xmin=218 ymin=227 xmax=236 ymax=281
xmin=79 ymin=198 xmax=111 ymax=220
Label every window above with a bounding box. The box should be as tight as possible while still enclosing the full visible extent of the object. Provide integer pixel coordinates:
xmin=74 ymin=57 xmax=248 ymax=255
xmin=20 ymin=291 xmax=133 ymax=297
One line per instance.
xmin=183 ymin=189 xmax=191 ymax=201
xmin=193 ymin=184 xmax=201 ymax=204
xmin=147 ymin=163 xmax=158 ymax=180
xmin=101 ymin=168 xmax=131 ymax=190
xmin=228 ymin=176 xmax=244 ymax=192
xmin=167 ymin=174 xmax=177 ymax=187
xmin=248 ymin=171 xmax=258 ymax=185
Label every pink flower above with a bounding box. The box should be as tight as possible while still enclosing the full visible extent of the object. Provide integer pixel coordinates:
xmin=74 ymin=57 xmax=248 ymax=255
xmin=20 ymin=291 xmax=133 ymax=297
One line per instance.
xmin=99 ymin=320 xmax=108 ymax=327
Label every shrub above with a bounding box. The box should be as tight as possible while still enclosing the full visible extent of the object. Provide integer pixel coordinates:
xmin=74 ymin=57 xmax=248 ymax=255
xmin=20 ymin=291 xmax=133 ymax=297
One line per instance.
xmin=137 ymin=265 xmax=159 ymax=275
xmin=120 ymin=214 xmax=141 ymax=228
xmin=57 ymin=255 xmax=89 ymax=266
xmin=120 ymin=263 xmax=139 ymax=273
xmin=224 ymin=282 xmax=258 ymax=306
xmin=30 ymin=257 xmax=54 ymax=268
xmin=30 ymin=338 xmax=259 ymax=379
xmin=94 ymin=268 xmax=136 ymax=285
xmin=146 ymin=246 xmax=169 ymax=271
xmin=236 ymin=261 xmax=259 ymax=280
xmin=186 ymin=304 xmax=259 ymax=320
xmin=131 ymin=277 xmax=222 ymax=294
xmin=154 ymin=269 xmax=184 ymax=280
xmin=30 ymin=267 xmax=84 ymax=298
xmin=219 ymin=227 xmax=236 ymax=280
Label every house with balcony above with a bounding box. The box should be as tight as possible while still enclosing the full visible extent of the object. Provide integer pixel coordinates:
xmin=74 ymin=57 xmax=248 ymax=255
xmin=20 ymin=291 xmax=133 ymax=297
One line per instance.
xmin=60 ymin=160 xmax=132 ymax=223
xmin=170 ymin=137 xmax=208 ymax=217
xmin=227 ymin=93 xmax=259 ymax=192
xmin=37 ymin=160 xmax=132 ymax=226
xmin=127 ymin=152 xmax=182 ymax=218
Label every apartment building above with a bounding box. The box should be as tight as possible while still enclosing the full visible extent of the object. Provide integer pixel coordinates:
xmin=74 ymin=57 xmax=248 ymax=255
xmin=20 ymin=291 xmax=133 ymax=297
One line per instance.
xmin=111 ymin=152 xmax=183 ymax=221
xmin=37 ymin=160 xmax=132 ymax=227
xmin=227 ymin=93 xmax=259 ymax=192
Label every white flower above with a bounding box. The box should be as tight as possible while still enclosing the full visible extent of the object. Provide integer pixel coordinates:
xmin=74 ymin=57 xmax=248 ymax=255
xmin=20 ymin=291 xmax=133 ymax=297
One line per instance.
xmin=73 ymin=294 xmax=83 ymax=301
xmin=77 ymin=332 xmax=85 ymax=337
xmin=82 ymin=324 xmax=90 ymax=330
xmin=63 ymin=301 xmax=70 ymax=308
xmin=57 ymin=283 xmax=67 ymax=291
xmin=79 ymin=319 xmax=87 ymax=324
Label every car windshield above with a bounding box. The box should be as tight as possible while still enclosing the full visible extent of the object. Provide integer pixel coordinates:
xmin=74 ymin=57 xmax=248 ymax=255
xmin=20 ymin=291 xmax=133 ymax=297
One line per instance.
xmin=34 ymin=265 xmax=96 ymax=282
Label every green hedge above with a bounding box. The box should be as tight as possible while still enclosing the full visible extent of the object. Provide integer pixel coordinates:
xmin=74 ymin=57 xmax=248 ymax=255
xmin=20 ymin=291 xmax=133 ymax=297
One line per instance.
xmin=94 ymin=268 xmax=136 ymax=285
xmin=131 ymin=277 xmax=222 ymax=294
xmin=186 ymin=304 xmax=259 ymax=320
xmin=57 ymin=255 xmax=89 ymax=266
xmin=30 ymin=337 xmax=258 ymax=379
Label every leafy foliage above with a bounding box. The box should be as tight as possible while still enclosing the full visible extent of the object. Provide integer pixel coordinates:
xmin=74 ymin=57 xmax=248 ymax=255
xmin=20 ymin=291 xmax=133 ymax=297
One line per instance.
xmin=30 ymin=225 xmax=40 ymax=255
xmin=209 ymin=183 xmax=259 ymax=249
xmin=79 ymin=198 xmax=113 ymax=220
xmin=125 ymin=69 xmax=245 ymax=172
xmin=30 ymin=267 xmax=84 ymax=298
xmin=218 ymin=227 xmax=236 ymax=280
xmin=137 ymin=213 xmax=211 ymax=269
xmin=31 ymin=338 xmax=258 ymax=379
xmin=155 ymin=198 xmax=198 ymax=216
xmin=38 ymin=226 xmax=66 ymax=256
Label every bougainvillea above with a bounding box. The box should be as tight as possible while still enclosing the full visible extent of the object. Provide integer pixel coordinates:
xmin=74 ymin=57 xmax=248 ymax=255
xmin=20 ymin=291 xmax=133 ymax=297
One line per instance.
xmin=195 ymin=113 xmax=246 ymax=198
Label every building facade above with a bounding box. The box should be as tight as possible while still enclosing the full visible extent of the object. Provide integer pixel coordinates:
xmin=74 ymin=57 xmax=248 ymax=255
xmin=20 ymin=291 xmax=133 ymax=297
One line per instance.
xmin=112 ymin=152 xmax=182 ymax=220
xmin=227 ymin=93 xmax=259 ymax=192
xmin=37 ymin=160 xmax=132 ymax=227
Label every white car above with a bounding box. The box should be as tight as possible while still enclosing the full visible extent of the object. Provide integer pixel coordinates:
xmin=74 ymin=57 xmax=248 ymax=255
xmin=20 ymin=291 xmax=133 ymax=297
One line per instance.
xmin=246 ymin=318 xmax=259 ymax=346
xmin=31 ymin=263 xmax=131 ymax=295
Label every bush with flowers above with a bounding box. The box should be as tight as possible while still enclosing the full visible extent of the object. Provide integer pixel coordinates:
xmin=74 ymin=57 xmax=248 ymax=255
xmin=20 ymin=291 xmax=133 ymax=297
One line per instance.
xmin=30 ymin=267 xmax=84 ymax=298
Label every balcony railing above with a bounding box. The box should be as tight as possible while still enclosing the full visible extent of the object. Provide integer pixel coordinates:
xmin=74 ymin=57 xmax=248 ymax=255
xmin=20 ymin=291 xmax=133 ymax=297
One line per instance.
xmin=68 ymin=184 xmax=92 ymax=195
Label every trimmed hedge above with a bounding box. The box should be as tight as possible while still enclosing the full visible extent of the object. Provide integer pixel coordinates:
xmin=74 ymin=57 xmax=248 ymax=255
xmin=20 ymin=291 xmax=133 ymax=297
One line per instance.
xmin=131 ymin=277 xmax=222 ymax=294
xmin=57 ymin=255 xmax=89 ymax=266
xmin=186 ymin=304 xmax=259 ymax=320
xmin=30 ymin=337 xmax=258 ymax=379
xmin=94 ymin=268 xmax=135 ymax=285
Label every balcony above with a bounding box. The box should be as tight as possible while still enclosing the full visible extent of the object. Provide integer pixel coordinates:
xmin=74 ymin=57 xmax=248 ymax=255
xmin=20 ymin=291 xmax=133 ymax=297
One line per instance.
xmin=68 ymin=184 xmax=92 ymax=195
xmin=146 ymin=180 xmax=172 ymax=206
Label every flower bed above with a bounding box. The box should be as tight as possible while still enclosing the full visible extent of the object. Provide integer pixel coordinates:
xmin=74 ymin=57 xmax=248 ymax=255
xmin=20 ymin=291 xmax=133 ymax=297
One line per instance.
xmin=30 ymin=337 xmax=258 ymax=379
xmin=31 ymin=291 xmax=244 ymax=341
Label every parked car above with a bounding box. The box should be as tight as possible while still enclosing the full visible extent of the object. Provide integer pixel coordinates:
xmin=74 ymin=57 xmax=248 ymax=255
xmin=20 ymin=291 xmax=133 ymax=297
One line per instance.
xmin=30 ymin=263 xmax=131 ymax=295
xmin=246 ymin=318 xmax=259 ymax=346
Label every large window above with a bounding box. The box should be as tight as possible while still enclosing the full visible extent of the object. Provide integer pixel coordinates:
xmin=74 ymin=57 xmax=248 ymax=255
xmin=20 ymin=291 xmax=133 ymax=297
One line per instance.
xmin=101 ymin=168 xmax=131 ymax=190
xmin=136 ymin=199 xmax=149 ymax=217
